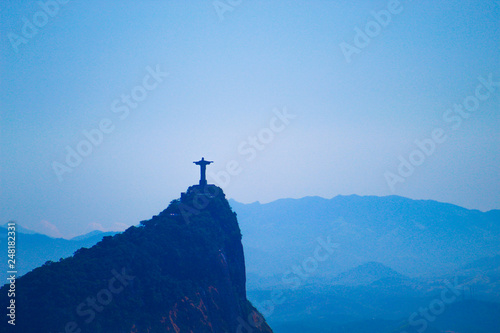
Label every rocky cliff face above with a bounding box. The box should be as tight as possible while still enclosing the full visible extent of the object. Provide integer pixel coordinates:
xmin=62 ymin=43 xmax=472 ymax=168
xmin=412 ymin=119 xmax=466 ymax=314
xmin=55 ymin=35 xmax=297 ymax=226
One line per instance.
xmin=0 ymin=185 xmax=273 ymax=333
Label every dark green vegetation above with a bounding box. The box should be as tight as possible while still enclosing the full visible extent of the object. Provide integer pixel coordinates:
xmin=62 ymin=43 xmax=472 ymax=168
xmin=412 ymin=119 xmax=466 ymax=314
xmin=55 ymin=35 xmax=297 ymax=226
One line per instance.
xmin=0 ymin=185 xmax=273 ymax=333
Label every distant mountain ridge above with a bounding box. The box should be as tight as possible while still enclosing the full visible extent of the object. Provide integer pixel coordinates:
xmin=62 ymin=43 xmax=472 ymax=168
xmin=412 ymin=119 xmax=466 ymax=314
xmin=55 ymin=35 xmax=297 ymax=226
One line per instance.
xmin=230 ymin=194 xmax=500 ymax=279
xmin=2 ymin=194 xmax=498 ymax=333
xmin=236 ymin=195 xmax=500 ymax=332
xmin=3 ymin=194 xmax=498 ymax=286
xmin=0 ymin=222 xmax=37 ymax=234
xmin=70 ymin=229 xmax=116 ymax=241
xmin=332 ymin=261 xmax=404 ymax=286
xmin=0 ymin=226 xmax=118 ymax=283
xmin=0 ymin=222 xmax=118 ymax=240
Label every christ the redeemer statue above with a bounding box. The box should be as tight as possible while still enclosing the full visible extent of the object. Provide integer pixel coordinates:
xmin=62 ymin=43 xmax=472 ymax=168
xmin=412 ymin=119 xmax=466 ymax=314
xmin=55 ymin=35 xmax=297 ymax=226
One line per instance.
xmin=194 ymin=157 xmax=213 ymax=186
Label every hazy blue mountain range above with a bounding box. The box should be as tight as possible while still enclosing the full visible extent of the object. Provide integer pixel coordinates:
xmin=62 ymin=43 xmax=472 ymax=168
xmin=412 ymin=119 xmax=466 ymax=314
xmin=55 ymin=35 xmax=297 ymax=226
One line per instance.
xmin=456 ymin=254 xmax=500 ymax=277
xmin=247 ymin=260 xmax=500 ymax=333
xmin=3 ymin=194 xmax=499 ymax=287
xmin=0 ymin=223 xmax=37 ymax=235
xmin=0 ymin=224 xmax=117 ymax=282
xmin=2 ymin=194 xmax=499 ymax=332
xmin=330 ymin=261 xmax=405 ymax=286
xmin=232 ymin=195 xmax=500 ymax=332
xmin=230 ymin=195 xmax=500 ymax=280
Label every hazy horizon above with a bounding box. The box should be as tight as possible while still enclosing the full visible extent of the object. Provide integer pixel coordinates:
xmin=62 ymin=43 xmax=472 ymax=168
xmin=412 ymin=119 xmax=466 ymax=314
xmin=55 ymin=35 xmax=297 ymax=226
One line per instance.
xmin=3 ymin=192 xmax=498 ymax=240
xmin=1 ymin=0 xmax=499 ymax=238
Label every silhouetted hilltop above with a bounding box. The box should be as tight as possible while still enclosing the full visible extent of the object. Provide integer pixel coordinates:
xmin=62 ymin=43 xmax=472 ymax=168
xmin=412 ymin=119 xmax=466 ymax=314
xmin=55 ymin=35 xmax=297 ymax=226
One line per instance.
xmin=0 ymin=185 xmax=273 ymax=333
xmin=333 ymin=261 xmax=404 ymax=286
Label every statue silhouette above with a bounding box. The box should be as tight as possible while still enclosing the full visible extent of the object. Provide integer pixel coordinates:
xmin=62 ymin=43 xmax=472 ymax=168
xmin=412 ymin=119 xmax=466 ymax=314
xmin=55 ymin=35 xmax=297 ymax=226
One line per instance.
xmin=194 ymin=157 xmax=213 ymax=186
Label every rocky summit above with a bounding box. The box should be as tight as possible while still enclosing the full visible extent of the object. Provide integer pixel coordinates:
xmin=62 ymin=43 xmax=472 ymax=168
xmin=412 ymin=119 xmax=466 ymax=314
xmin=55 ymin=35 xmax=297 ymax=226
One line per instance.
xmin=1 ymin=184 xmax=273 ymax=333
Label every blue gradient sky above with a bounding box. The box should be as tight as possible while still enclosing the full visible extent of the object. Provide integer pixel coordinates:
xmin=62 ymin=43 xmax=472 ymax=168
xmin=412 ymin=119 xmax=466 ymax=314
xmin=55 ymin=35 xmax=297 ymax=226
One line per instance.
xmin=1 ymin=0 xmax=499 ymax=238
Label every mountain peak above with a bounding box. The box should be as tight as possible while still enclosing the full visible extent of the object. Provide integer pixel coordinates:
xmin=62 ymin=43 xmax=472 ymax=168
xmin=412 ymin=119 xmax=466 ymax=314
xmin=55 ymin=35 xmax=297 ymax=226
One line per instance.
xmin=334 ymin=262 xmax=404 ymax=286
xmin=1 ymin=222 xmax=38 ymax=235
xmin=1 ymin=185 xmax=273 ymax=333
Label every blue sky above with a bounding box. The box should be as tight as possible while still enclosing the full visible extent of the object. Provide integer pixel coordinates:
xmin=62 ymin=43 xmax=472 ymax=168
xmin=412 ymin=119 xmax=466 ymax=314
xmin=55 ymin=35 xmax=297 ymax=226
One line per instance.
xmin=1 ymin=0 xmax=499 ymax=238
